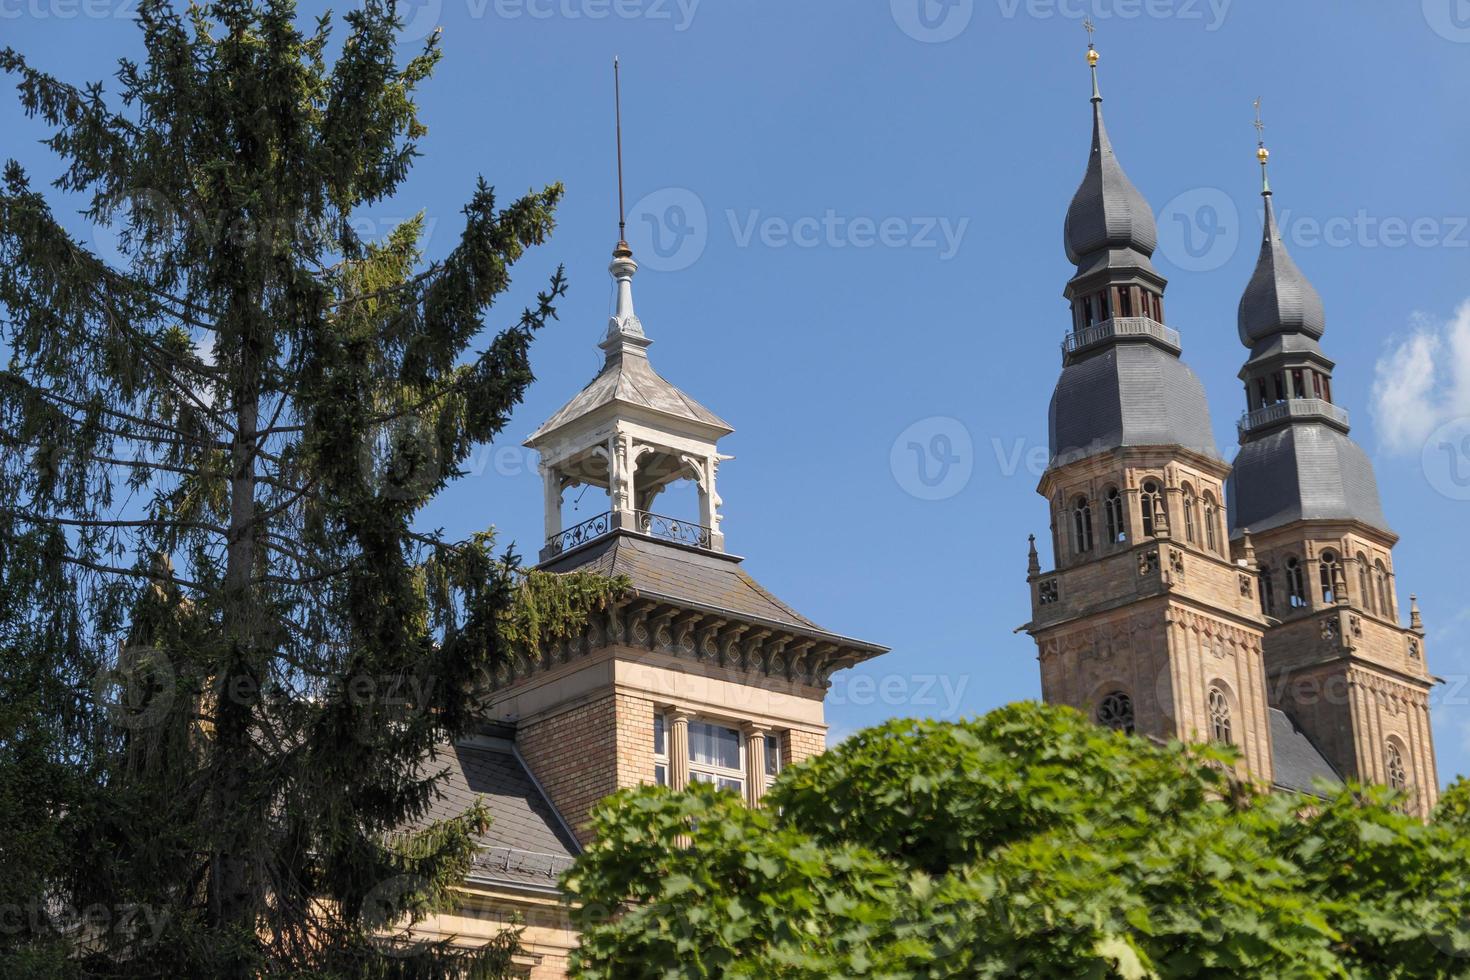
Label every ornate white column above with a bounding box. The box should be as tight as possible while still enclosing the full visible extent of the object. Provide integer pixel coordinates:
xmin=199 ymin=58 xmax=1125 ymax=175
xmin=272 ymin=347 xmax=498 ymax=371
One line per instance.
xmin=667 ymin=708 xmax=691 ymax=791
xmin=741 ymin=723 xmax=768 ymax=806
xmin=540 ymin=463 xmax=562 ymax=543
xmin=611 ymin=432 xmax=637 ymax=530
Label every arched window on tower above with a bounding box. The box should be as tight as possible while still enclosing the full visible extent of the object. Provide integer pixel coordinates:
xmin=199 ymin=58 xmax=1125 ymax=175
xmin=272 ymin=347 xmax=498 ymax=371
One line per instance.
xmin=1208 ymin=687 xmax=1233 ymax=746
xmin=1097 ymin=691 xmax=1135 ymax=735
xmin=1203 ymin=494 xmax=1220 ymax=553
xmin=1140 ymin=480 xmax=1163 ymax=537
xmin=1357 ymin=553 xmax=1374 ymax=615
xmin=1259 ymin=565 xmax=1276 ymax=615
xmin=1385 ymin=739 xmax=1408 ymax=791
xmin=1071 ymin=496 xmax=1094 ymax=554
xmin=1181 ymin=484 xmax=1197 ymax=544
xmin=1285 ymin=557 xmax=1307 ymax=609
xmin=1104 ymin=487 xmax=1126 ymax=544
xmin=1375 ymin=560 xmax=1393 ymax=619
xmin=1319 ymin=550 xmax=1341 ymax=604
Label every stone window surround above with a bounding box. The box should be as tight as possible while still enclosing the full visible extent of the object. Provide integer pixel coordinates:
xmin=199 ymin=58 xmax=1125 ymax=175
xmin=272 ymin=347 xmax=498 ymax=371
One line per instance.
xmin=653 ymin=705 xmax=782 ymax=807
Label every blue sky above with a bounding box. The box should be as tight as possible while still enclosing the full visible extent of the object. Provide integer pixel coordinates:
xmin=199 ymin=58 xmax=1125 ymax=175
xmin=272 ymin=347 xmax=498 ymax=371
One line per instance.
xmin=5 ymin=0 xmax=1470 ymax=786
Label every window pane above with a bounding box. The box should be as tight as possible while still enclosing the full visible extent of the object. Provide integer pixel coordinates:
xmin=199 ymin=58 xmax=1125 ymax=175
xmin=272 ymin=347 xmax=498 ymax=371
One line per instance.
xmin=765 ymin=736 xmax=781 ymax=777
xmin=654 ymin=764 xmax=667 ymax=787
xmin=690 ymin=770 xmax=744 ymax=795
xmin=653 ymin=713 xmax=666 ymax=756
xmin=688 ymin=721 xmax=741 ymax=769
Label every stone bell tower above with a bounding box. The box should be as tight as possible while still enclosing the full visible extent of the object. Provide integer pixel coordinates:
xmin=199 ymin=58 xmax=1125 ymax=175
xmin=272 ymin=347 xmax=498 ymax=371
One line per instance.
xmin=1227 ymin=131 xmax=1439 ymax=815
xmin=1023 ymin=43 xmax=1278 ymax=784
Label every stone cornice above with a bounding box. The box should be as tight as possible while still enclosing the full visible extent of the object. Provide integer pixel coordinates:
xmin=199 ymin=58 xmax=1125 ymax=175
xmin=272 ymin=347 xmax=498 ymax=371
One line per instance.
xmin=488 ymin=595 xmax=885 ymax=693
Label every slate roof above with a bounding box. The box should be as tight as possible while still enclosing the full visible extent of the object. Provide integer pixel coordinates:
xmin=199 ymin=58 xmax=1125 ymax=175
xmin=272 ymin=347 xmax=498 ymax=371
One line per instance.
xmin=1064 ymin=91 xmax=1157 ymax=270
xmin=420 ymin=740 xmax=578 ymax=888
xmin=1238 ymin=195 xmax=1326 ymax=347
xmin=1049 ymin=342 xmax=1219 ymax=465
xmin=541 ymin=532 xmax=885 ymax=652
xmin=1228 ymin=421 xmax=1390 ymax=537
xmin=528 ymin=347 xmax=731 ymax=443
xmin=1269 ymin=708 xmax=1342 ymax=796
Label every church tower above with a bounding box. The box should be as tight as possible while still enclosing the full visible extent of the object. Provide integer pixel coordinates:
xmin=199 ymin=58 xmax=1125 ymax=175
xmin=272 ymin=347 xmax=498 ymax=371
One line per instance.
xmin=1025 ymin=44 xmax=1277 ymax=783
xmin=1227 ymin=131 xmax=1439 ymax=815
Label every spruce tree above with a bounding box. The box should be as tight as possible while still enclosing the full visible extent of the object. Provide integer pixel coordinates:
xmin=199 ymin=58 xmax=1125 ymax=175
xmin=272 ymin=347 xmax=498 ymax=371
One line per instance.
xmin=0 ymin=3 xmax=616 ymax=976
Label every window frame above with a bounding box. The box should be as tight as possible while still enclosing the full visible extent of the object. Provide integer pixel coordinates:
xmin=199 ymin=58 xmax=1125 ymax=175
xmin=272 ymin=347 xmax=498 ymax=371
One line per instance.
xmin=1104 ymin=487 xmax=1126 ymax=544
xmin=1097 ymin=690 xmax=1136 ymax=735
xmin=1208 ymin=686 xmax=1233 ymax=746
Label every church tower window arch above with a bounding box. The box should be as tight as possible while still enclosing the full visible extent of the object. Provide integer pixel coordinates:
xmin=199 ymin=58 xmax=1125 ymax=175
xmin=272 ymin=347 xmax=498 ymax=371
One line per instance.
xmin=1096 ymin=690 xmax=1135 ymax=735
xmin=1104 ymin=486 xmax=1126 ymax=543
xmin=1072 ymin=496 xmax=1094 ymax=554
xmin=1285 ymin=557 xmax=1307 ymax=609
xmin=1207 ymin=686 xmax=1234 ymax=746
xmin=1385 ymin=738 xmax=1409 ymax=791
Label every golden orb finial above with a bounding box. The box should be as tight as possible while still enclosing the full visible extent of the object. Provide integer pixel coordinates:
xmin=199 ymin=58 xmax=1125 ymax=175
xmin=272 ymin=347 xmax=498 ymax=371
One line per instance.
xmin=1087 ymin=48 xmax=1099 ymax=67
xmin=1257 ymin=145 xmax=1269 ymax=164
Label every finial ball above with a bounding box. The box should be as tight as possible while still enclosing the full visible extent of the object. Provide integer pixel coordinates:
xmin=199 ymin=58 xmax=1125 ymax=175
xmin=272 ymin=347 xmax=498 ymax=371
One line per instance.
xmin=1256 ymin=145 xmax=1269 ymax=164
xmin=1086 ymin=48 xmax=1099 ymax=67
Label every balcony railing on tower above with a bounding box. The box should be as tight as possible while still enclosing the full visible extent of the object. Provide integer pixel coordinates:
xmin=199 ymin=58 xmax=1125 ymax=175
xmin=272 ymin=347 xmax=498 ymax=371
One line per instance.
xmin=543 ymin=509 xmax=713 ymax=559
xmin=1237 ymin=398 xmax=1350 ymax=438
xmin=1061 ymin=316 xmax=1181 ymax=360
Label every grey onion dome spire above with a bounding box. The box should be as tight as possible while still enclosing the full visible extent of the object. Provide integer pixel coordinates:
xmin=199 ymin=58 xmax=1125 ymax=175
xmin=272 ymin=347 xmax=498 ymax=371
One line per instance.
xmin=1063 ymin=52 xmax=1158 ymax=267
xmin=1237 ymin=182 xmax=1325 ymax=347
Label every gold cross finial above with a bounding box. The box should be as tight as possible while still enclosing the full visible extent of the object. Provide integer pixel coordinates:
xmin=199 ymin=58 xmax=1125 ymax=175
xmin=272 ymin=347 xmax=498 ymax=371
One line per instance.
xmin=1253 ymin=97 xmax=1271 ymax=195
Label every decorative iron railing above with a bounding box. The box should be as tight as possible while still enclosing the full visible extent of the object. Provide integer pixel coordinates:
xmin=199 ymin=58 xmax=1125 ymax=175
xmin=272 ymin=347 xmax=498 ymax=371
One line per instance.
xmin=636 ymin=511 xmax=713 ymax=549
xmin=1062 ymin=317 xmax=1181 ymax=358
xmin=544 ymin=511 xmax=613 ymax=557
xmin=1237 ymin=398 xmax=1350 ymax=437
xmin=543 ymin=509 xmax=714 ymax=556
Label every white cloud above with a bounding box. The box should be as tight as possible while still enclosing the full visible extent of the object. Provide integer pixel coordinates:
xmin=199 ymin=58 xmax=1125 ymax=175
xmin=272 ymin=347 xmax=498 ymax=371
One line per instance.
xmin=1372 ymin=300 xmax=1470 ymax=454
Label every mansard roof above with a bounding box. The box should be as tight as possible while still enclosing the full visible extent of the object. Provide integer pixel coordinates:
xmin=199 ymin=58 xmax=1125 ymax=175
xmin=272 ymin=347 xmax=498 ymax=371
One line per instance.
xmin=421 ymin=737 xmax=578 ymax=890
